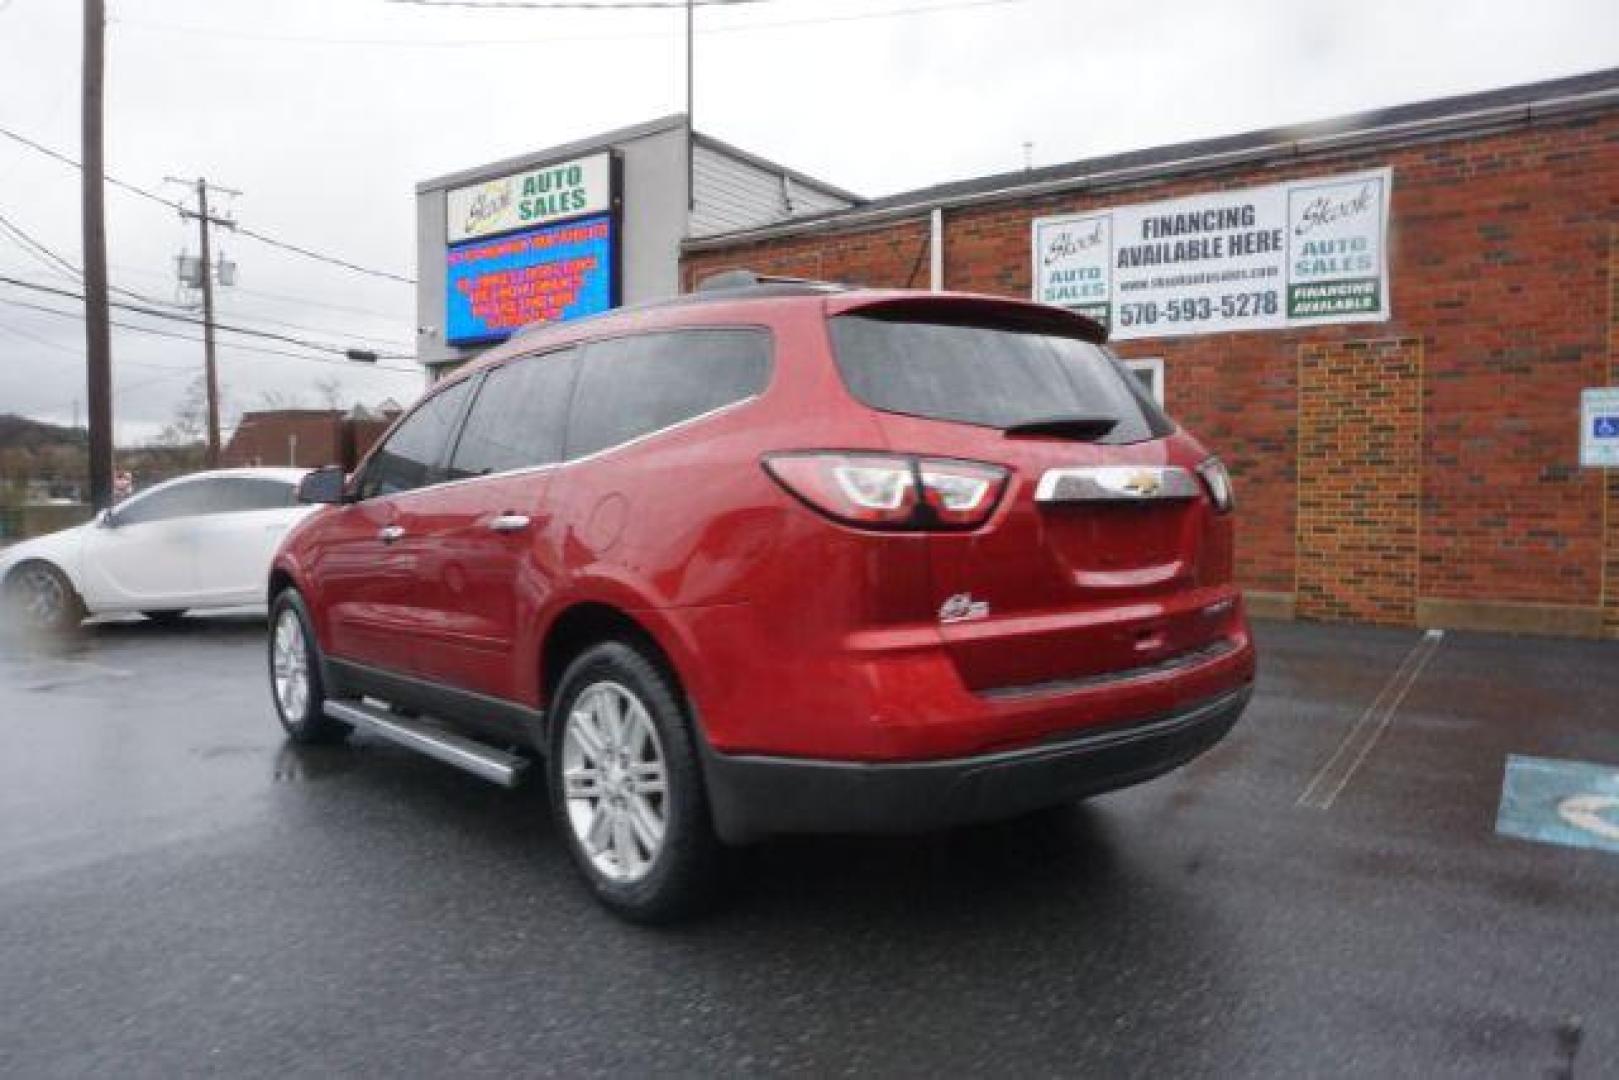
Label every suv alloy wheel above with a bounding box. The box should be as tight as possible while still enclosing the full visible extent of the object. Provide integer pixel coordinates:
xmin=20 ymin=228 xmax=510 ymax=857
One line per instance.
xmin=548 ymin=640 xmax=723 ymax=922
xmin=268 ymin=589 xmax=350 ymax=745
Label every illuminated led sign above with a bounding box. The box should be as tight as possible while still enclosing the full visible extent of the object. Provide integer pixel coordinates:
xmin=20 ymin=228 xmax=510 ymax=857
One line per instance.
xmin=445 ymin=214 xmax=617 ymax=346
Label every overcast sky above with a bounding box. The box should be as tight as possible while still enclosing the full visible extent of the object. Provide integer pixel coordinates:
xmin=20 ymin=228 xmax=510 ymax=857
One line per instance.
xmin=0 ymin=0 xmax=1614 ymax=443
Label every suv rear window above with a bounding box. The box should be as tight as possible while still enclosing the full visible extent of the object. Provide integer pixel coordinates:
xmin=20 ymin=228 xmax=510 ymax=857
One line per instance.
xmin=829 ymin=312 xmax=1172 ymax=444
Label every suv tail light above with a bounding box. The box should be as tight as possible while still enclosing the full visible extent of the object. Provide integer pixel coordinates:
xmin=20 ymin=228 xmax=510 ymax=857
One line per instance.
xmin=764 ymin=452 xmax=1008 ymax=530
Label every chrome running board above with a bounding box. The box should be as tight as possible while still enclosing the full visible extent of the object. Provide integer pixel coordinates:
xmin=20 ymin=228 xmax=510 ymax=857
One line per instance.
xmin=323 ymin=699 xmax=529 ymax=788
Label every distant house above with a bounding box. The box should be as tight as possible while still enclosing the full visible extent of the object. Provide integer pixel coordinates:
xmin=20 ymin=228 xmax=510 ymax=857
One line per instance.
xmin=223 ymin=404 xmax=402 ymax=471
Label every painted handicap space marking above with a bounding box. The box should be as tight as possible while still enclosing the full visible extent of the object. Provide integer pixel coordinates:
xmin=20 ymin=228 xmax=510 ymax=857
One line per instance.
xmin=1496 ymin=754 xmax=1619 ymax=855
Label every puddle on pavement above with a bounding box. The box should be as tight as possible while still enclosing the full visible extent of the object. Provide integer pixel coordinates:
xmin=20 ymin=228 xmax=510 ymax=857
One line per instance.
xmin=1 ymin=627 xmax=134 ymax=692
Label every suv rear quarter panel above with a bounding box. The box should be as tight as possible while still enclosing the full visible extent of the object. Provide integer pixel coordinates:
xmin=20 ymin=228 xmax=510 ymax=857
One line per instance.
xmin=525 ymin=302 xmax=914 ymax=718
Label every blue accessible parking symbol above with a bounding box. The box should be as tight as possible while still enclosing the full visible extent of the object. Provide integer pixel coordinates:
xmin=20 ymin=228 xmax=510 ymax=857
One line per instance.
xmin=1580 ymin=388 xmax=1619 ymax=467
xmin=1497 ymin=755 xmax=1619 ymax=855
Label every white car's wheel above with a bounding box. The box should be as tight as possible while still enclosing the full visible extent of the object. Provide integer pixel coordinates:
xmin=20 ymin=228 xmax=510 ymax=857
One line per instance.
xmin=3 ymin=561 xmax=85 ymax=634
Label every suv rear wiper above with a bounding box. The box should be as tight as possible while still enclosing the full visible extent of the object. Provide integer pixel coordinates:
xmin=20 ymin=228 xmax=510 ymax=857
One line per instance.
xmin=1001 ymin=413 xmax=1119 ymax=441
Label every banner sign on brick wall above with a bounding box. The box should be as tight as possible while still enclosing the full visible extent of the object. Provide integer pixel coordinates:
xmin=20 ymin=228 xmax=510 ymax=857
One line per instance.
xmin=1032 ymin=167 xmax=1391 ymax=340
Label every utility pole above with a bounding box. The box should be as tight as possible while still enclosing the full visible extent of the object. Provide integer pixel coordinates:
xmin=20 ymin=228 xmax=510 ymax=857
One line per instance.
xmin=685 ymin=0 xmax=694 ymax=215
xmin=80 ymin=0 xmax=113 ymax=510
xmin=167 ymin=177 xmax=238 ymax=468
xmin=195 ymin=179 xmax=221 ymax=467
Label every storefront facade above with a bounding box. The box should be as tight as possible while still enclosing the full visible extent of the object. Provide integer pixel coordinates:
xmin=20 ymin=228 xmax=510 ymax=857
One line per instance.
xmin=415 ymin=115 xmax=856 ymax=379
xmin=681 ymin=69 xmax=1619 ymax=638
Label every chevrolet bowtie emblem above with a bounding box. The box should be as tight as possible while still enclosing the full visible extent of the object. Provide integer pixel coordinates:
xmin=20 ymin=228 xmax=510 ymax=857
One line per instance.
xmin=1121 ymin=470 xmax=1161 ymax=496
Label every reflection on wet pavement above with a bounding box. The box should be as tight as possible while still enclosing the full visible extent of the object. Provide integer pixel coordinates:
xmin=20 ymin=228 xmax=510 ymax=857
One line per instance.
xmin=0 ymin=616 xmax=1616 ymax=1076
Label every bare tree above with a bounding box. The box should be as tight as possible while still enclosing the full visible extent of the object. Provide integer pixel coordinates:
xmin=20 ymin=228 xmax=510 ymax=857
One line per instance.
xmin=155 ymin=375 xmax=228 ymax=469
xmin=313 ymin=376 xmax=343 ymax=411
xmin=257 ymin=388 xmax=306 ymax=410
xmin=157 ymin=375 xmax=209 ymax=447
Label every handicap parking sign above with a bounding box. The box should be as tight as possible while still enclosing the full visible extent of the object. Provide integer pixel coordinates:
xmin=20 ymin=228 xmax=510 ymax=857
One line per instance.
xmin=1580 ymin=388 xmax=1619 ymax=467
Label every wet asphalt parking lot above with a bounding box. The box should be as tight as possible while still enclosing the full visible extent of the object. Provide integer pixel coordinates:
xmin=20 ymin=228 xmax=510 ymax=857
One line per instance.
xmin=1 ymin=615 xmax=1616 ymax=1078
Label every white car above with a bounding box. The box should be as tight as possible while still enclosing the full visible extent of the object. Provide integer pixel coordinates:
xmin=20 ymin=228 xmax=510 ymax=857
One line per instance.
xmin=0 ymin=467 xmax=315 ymax=632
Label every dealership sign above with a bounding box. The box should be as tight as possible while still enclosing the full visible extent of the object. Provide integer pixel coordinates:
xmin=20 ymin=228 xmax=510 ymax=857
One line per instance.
xmin=446 ymin=152 xmax=613 ymax=245
xmin=446 ymin=215 xmax=616 ymax=346
xmin=1032 ymin=167 xmax=1391 ymax=340
xmin=444 ymin=151 xmax=620 ymax=346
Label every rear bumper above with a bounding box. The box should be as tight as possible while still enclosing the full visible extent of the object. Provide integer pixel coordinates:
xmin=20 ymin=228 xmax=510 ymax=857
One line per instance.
xmin=699 ymin=683 xmax=1251 ymax=843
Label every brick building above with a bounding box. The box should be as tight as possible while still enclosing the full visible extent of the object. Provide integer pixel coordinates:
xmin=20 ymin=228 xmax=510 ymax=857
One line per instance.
xmin=223 ymin=405 xmax=401 ymax=472
xmin=681 ymin=69 xmax=1619 ymax=638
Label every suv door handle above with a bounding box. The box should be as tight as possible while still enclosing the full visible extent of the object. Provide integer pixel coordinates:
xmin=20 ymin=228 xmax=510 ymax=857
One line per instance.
xmin=378 ymin=525 xmax=405 ymax=544
xmin=489 ymin=513 xmax=531 ymax=533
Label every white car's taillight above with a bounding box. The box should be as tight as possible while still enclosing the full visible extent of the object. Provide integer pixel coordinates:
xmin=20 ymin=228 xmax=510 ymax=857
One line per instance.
xmin=1196 ymin=457 xmax=1235 ymax=514
xmin=764 ymin=453 xmax=1007 ymax=530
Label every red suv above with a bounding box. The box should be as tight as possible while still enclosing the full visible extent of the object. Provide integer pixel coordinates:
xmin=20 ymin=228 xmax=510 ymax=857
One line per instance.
xmin=268 ymin=276 xmax=1255 ymax=921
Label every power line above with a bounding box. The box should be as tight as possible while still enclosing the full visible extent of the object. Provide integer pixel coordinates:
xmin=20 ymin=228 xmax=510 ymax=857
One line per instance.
xmin=112 ymin=264 xmax=407 ymax=320
xmin=0 ymin=295 xmax=425 ymax=373
xmin=196 ymin=306 xmax=413 ymax=351
xmin=231 ymin=224 xmax=415 ymax=285
xmin=0 ymin=318 xmax=197 ymax=375
xmin=226 ymin=283 xmax=407 ymax=322
xmin=0 ymin=207 xmax=196 ymax=310
xmin=384 ymin=0 xmax=771 ymax=8
xmin=109 ymin=262 xmax=412 ymax=331
xmin=0 ymin=265 xmax=414 ymax=351
xmin=0 ymin=123 xmax=416 ymax=285
xmin=120 ymin=0 xmax=1029 ymax=47
xmin=0 ymin=216 xmax=81 ymax=281
xmin=0 ymin=274 xmax=415 ymax=359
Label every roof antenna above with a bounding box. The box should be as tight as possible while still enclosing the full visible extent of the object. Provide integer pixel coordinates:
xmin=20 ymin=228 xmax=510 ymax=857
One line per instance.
xmin=1022 ymin=140 xmax=1034 ymax=172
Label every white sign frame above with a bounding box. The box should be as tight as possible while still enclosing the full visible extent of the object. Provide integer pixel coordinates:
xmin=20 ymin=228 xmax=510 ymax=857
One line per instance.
xmin=1032 ymin=167 xmax=1392 ymax=341
xmin=447 ymin=151 xmax=613 ymax=245
xmin=1581 ymin=387 xmax=1619 ymax=468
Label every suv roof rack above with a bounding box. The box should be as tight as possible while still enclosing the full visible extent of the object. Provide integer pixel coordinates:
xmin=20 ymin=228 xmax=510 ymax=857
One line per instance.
xmin=693 ymin=269 xmax=847 ymax=294
xmin=511 ymin=270 xmax=850 ymax=341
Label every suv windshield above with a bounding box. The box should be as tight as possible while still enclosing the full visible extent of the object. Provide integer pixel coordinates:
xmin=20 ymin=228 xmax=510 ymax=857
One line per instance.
xmin=829 ymin=311 xmax=1172 ymax=444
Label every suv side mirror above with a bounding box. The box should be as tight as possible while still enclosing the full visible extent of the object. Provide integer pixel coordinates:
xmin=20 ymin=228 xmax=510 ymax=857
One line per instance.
xmin=297 ymin=466 xmax=349 ymax=505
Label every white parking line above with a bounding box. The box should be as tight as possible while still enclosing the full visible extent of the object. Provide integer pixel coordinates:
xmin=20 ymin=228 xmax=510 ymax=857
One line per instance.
xmin=1296 ymin=628 xmax=1444 ymax=811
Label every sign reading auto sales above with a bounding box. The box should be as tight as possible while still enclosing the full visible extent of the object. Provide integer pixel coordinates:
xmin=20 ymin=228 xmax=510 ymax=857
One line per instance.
xmin=1032 ymin=167 xmax=1391 ymax=340
xmin=446 ymin=151 xmax=613 ymax=244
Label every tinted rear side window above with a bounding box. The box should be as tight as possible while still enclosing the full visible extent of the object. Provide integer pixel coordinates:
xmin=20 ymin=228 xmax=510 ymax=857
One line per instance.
xmin=566 ymin=329 xmax=771 ymax=459
xmin=448 ymin=348 xmax=577 ymax=480
xmin=829 ymin=314 xmax=1171 ymax=444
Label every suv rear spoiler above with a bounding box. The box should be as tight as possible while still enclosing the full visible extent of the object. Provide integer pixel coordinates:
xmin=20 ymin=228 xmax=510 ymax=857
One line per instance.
xmin=825 ymin=292 xmax=1108 ymax=344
